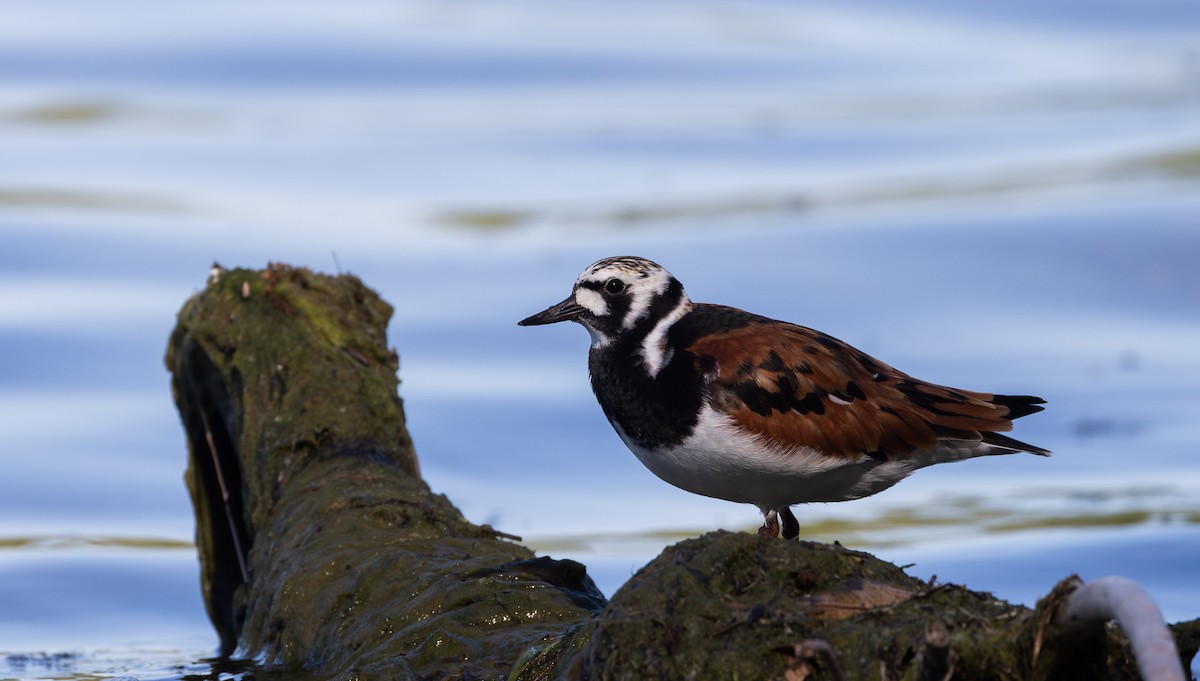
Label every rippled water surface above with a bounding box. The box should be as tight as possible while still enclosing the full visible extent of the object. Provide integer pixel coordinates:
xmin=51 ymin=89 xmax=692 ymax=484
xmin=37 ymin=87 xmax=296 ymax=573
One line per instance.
xmin=2 ymin=1 xmax=1199 ymax=678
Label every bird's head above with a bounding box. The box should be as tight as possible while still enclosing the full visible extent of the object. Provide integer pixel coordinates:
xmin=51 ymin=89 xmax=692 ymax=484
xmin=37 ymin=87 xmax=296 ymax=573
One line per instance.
xmin=518 ymin=256 xmax=690 ymax=348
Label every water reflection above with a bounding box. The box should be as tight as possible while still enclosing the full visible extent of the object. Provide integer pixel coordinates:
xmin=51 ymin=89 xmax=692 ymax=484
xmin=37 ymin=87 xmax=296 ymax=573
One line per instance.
xmin=2 ymin=0 xmax=1199 ymax=678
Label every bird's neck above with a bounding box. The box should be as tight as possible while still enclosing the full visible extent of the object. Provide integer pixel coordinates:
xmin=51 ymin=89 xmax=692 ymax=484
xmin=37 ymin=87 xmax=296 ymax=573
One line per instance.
xmin=586 ymin=299 xmax=701 ymax=450
xmin=628 ymin=296 xmax=692 ymax=379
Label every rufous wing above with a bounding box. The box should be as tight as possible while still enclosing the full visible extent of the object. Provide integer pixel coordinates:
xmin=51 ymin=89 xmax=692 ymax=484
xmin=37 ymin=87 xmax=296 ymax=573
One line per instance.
xmin=688 ymin=323 xmax=1046 ymax=461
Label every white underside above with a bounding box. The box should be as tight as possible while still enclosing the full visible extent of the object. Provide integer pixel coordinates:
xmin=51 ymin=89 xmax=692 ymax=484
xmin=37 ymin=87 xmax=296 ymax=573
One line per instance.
xmin=614 ymin=407 xmax=995 ymax=513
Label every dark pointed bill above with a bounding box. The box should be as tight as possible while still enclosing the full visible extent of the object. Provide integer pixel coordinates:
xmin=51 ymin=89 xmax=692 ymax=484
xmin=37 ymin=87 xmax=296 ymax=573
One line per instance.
xmin=518 ymin=296 xmax=585 ymax=326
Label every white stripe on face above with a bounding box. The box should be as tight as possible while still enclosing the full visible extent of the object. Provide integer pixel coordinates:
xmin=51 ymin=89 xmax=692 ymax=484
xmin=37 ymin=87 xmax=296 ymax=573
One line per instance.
xmin=584 ymin=325 xmax=612 ymax=348
xmin=574 ymin=288 xmax=608 ymax=316
xmin=620 ymin=270 xmax=671 ymax=331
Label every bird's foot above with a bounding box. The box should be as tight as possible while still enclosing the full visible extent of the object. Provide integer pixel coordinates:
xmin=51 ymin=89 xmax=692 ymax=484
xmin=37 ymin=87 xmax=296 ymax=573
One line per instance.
xmin=758 ymin=510 xmax=781 ymax=538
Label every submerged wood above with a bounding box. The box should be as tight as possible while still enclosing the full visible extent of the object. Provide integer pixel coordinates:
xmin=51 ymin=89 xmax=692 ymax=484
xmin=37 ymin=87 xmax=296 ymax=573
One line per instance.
xmin=166 ymin=264 xmax=1199 ymax=680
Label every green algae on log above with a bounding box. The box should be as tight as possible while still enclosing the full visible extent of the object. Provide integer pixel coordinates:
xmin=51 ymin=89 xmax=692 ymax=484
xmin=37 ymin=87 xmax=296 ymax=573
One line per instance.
xmin=166 ymin=264 xmax=604 ymax=677
xmin=577 ymin=532 xmax=1198 ymax=679
xmin=166 ymin=264 xmax=1198 ymax=680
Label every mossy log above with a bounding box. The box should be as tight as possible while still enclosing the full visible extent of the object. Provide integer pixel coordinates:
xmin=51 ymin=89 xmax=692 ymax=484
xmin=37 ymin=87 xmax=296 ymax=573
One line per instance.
xmin=165 ymin=264 xmax=1198 ymax=680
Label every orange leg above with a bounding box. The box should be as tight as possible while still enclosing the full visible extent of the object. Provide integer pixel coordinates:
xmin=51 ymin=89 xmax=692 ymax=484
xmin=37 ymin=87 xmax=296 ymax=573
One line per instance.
xmin=758 ymin=509 xmax=781 ymax=538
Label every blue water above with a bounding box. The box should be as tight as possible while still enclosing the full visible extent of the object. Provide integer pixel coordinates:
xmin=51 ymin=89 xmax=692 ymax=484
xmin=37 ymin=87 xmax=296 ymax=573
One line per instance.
xmin=2 ymin=1 xmax=1199 ymax=677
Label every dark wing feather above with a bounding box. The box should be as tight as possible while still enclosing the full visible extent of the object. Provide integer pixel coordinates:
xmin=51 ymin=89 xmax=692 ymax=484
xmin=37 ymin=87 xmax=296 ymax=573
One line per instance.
xmin=687 ymin=321 xmax=1048 ymax=460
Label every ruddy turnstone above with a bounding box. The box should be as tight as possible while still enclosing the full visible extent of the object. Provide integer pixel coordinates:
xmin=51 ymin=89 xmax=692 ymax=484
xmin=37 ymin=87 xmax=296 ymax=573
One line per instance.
xmin=519 ymin=256 xmax=1048 ymax=539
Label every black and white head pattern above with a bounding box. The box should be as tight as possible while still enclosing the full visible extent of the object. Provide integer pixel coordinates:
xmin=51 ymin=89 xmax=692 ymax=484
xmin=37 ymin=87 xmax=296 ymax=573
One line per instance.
xmin=571 ymin=256 xmax=692 ymax=376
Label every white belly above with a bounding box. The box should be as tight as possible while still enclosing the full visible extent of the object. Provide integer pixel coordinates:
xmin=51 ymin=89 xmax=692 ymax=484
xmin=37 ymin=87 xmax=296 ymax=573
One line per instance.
xmin=614 ymin=408 xmax=936 ymax=511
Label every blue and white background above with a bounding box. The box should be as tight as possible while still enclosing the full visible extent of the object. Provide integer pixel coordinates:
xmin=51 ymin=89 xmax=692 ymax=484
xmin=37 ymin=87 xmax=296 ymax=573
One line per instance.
xmin=2 ymin=1 xmax=1199 ymax=677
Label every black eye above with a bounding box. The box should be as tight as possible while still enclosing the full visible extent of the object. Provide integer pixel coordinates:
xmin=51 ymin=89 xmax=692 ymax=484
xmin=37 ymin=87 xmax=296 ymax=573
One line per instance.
xmin=603 ymin=278 xmax=626 ymax=295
